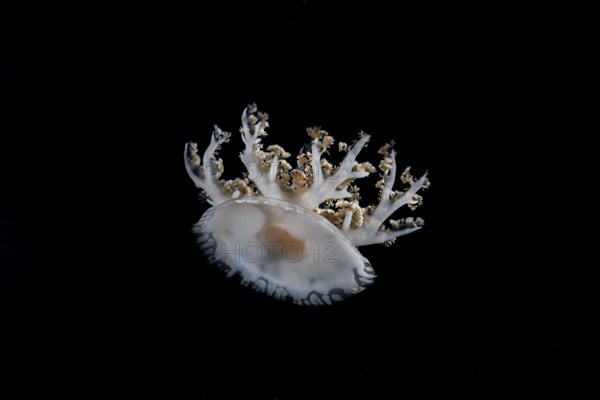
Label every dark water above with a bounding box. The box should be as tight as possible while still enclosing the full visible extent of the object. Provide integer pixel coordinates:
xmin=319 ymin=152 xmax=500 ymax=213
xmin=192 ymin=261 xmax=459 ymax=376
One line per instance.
xmin=0 ymin=2 xmax=595 ymax=399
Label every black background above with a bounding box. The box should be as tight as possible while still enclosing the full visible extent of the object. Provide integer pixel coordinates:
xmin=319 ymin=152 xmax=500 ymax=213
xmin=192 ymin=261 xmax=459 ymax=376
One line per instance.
xmin=0 ymin=1 xmax=596 ymax=399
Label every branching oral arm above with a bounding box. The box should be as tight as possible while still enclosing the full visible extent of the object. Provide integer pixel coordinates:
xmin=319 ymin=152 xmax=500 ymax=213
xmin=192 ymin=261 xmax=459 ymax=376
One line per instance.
xmin=297 ymin=134 xmax=371 ymax=210
xmin=184 ymin=126 xmax=231 ymax=205
xmin=346 ymin=150 xmax=429 ymax=247
xmin=239 ymin=107 xmax=283 ymax=199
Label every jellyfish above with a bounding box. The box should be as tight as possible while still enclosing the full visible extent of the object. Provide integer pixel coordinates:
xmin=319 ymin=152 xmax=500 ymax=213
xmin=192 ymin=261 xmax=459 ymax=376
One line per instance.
xmin=184 ymin=104 xmax=430 ymax=305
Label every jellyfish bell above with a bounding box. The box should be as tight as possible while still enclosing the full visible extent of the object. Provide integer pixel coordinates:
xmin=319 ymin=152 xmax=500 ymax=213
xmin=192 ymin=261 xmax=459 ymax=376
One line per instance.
xmin=185 ymin=104 xmax=429 ymax=305
xmin=194 ymin=196 xmax=375 ymax=305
